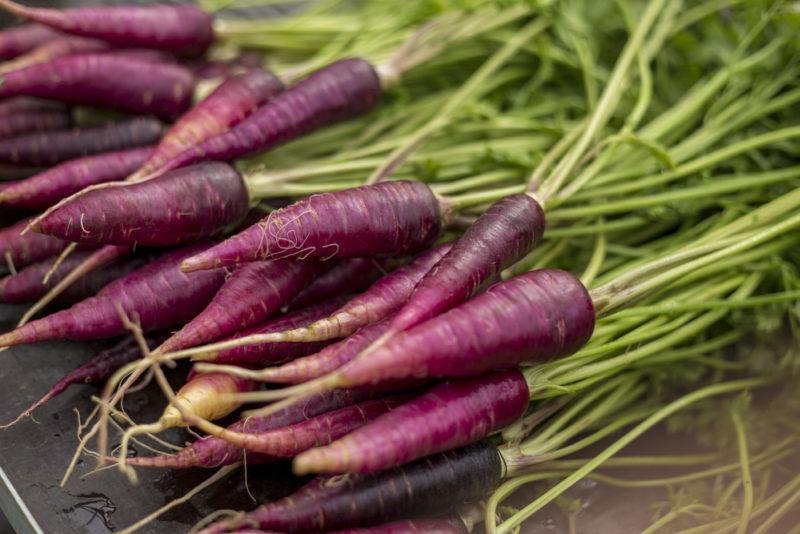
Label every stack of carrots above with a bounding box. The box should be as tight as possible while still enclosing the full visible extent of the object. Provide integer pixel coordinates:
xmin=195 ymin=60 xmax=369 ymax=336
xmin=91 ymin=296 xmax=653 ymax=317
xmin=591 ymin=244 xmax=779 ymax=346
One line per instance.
xmin=0 ymin=0 xmax=798 ymax=532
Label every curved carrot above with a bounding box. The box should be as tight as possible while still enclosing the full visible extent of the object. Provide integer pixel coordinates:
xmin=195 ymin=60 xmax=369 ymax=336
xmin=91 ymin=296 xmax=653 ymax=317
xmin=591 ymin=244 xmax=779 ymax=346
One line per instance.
xmin=0 ymin=1 xmax=214 ymax=57
xmin=289 ymin=258 xmax=385 ymax=311
xmin=0 ymin=53 xmax=195 ymax=120
xmin=0 ymin=147 xmax=153 ymax=210
xmin=0 ymin=23 xmax=57 ymax=60
xmin=0 ymin=108 xmax=71 ymax=139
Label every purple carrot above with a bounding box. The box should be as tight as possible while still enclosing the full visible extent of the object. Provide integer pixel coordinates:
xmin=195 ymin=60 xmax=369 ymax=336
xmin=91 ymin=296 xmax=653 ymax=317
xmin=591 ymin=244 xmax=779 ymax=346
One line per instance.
xmin=191 ymin=297 xmax=349 ymax=366
xmin=295 ymin=370 xmax=528 ymax=474
xmin=289 ymin=257 xmax=386 ymax=310
xmin=0 ymin=53 xmax=195 ymax=120
xmin=31 ymin=162 xmax=249 ymax=246
xmin=124 ymin=388 xmax=381 ymax=469
xmin=0 ymin=1 xmax=214 ymax=57
xmin=0 ymin=96 xmax=64 ymax=116
xmin=1 ymin=332 xmax=168 ymax=428
xmin=0 ymin=243 xmax=226 ymax=347
xmin=0 ymin=147 xmax=153 ymax=210
xmin=390 ymin=194 xmax=545 ymax=333
xmin=130 ymin=67 xmax=284 ymax=181
xmin=0 ymin=23 xmax=57 ymax=60
xmin=0 ymin=217 xmax=74 ymax=269
xmin=0 ymin=117 xmax=163 ymax=166
xmin=0 ymin=249 xmax=147 ymax=304
xmin=0 ymin=35 xmax=109 ymax=73
xmin=198 ymin=441 xmax=502 ymax=533
xmin=0 ymin=108 xmax=71 ymax=139
xmin=182 ymin=180 xmax=445 ymax=272
xmin=161 ymin=58 xmax=384 ymax=171
xmin=157 ymin=259 xmax=322 ymax=353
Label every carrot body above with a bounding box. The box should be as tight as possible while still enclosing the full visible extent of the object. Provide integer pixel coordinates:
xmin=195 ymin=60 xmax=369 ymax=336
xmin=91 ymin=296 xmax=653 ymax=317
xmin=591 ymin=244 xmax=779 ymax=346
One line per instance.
xmin=131 ymin=68 xmax=284 ymax=180
xmin=334 ymin=270 xmax=595 ymax=388
xmin=269 ymin=244 xmax=452 ymax=343
xmin=158 ymin=259 xmax=322 ymax=353
xmin=0 ymin=244 xmax=226 ymax=347
xmin=0 ymin=147 xmax=153 ymax=210
xmin=125 ymin=388 xmax=381 ymax=469
xmin=198 ymin=441 xmax=502 ymax=533
xmin=0 ymin=217 xmax=74 ymax=269
xmin=289 ymin=258 xmax=386 ymax=311
xmin=196 ymin=298 xmax=348 ymax=365
xmin=163 ymin=58 xmax=383 ymax=171
xmin=0 ymin=108 xmax=71 ymax=139
xmin=0 ymin=24 xmax=57 ymax=60
xmin=182 ymin=180 xmax=444 ymax=272
xmin=157 ymin=371 xmax=255 ymax=430
xmin=0 ymin=35 xmax=109 ymax=74
xmin=0 ymin=1 xmax=214 ymax=57
xmin=0 ymin=54 xmax=195 ymax=120
xmin=0 ymin=249 xmax=146 ymax=304
xmin=0 ymin=96 xmax=64 ymax=116
xmin=391 ymin=194 xmax=545 ymax=333
xmin=296 ymin=370 xmax=528 ymax=474
xmin=33 ymin=162 xmax=249 ymax=246
xmin=0 ymin=118 xmax=163 ymax=167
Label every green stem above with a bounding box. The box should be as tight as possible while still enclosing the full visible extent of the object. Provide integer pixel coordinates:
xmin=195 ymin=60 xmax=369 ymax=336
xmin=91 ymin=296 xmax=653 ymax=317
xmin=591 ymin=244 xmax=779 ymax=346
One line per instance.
xmin=611 ymin=290 xmax=800 ymax=319
xmin=579 ymin=232 xmax=606 ymax=287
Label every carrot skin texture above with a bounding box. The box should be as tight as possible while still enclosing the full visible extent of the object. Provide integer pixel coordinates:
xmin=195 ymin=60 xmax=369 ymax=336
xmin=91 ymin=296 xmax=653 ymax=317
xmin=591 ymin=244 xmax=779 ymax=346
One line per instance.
xmin=0 ymin=217 xmax=73 ymax=269
xmin=0 ymin=244 xmax=226 ymax=347
xmin=164 ymin=58 xmax=382 ymax=171
xmin=158 ymin=259 xmax=322 ymax=353
xmin=0 ymin=109 xmax=71 ymax=139
xmin=289 ymin=258 xmax=385 ymax=311
xmin=338 ymin=270 xmax=595 ymax=387
xmin=0 ymin=96 xmax=65 ymax=116
xmin=0 ymin=24 xmax=57 ymax=60
xmin=198 ymin=441 xmax=503 ymax=533
xmin=0 ymin=54 xmax=195 ymax=120
xmin=125 ymin=388 xmax=381 ymax=468
xmin=132 ymin=68 xmax=284 ymax=180
xmin=0 ymin=118 xmax=163 ymax=167
xmin=391 ymin=194 xmax=545 ymax=333
xmin=182 ymin=180 xmax=443 ymax=272
xmin=34 ymin=162 xmax=250 ymax=246
xmin=0 ymin=249 xmax=146 ymax=304
xmin=296 ymin=370 xmax=528 ymax=474
xmin=0 ymin=147 xmax=153 ymax=210
xmin=0 ymin=2 xmax=214 ymax=57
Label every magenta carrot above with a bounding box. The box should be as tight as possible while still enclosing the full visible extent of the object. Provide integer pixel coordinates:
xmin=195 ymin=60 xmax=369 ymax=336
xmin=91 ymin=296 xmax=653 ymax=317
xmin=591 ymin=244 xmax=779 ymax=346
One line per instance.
xmin=31 ymin=162 xmax=249 ymax=246
xmin=0 ymin=249 xmax=146 ymax=304
xmin=130 ymin=67 xmax=284 ymax=181
xmin=0 ymin=108 xmax=71 ymax=139
xmin=289 ymin=257 xmax=386 ymax=310
xmin=0 ymin=147 xmax=153 ymax=210
xmin=161 ymin=58 xmax=383 ymax=171
xmin=124 ymin=388 xmax=381 ymax=469
xmin=0 ymin=217 xmax=74 ymax=270
xmin=182 ymin=180 xmax=445 ymax=272
xmin=198 ymin=441 xmax=502 ymax=534
xmin=157 ymin=259 xmax=322 ymax=353
xmin=295 ymin=370 xmax=528 ymax=474
xmin=0 ymin=53 xmax=195 ymax=120
xmin=0 ymin=1 xmax=214 ymax=57
xmin=2 ymin=332 xmax=168 ymax=428
xmin=0 ymin=96 xmax=64 ymax=116
xmin=0 ymin=35 xmax=108 ymax=74
xmin=0 ymin=244 xmax=226 ymax=347
xmin=0 ymin=23 xmax=57 ymax=60
xmin=0 ymin=117 xmax=163 ymax=167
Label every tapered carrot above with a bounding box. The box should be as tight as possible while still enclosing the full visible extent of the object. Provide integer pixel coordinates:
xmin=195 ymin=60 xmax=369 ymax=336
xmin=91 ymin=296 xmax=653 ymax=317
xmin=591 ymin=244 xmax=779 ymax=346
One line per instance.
xmin=0 ymin=217 xmax=75 ymax=270
xmin=0 ymin=108 xmax=71 ymax=139
xmin=289 ymin=258 xmax=386 ymax=311
xmin=0 ymin=35 xmax=108 ymax=74
xmin=0 ymin=23 xmax=57 ymax=60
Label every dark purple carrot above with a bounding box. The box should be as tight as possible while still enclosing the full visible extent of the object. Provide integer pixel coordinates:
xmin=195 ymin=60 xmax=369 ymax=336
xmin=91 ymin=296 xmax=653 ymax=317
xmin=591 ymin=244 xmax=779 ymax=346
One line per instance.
xmin=0 ymin=1 xmax=214 ymax=57
xmin=0 ymin=147 xmax=153 ymax=210
xmin=295 ymin=370 xmax=528 ymax=474
xmin=0 ymin=23 xmax=57 ymax=60
xmin=0 ymin=96 xmax=64 ymax=116
xmin=0 ymin=249 xmax=146 ymax=304
xmin=0 ymin=243 xmax=226 ymax=347
xmin=0 ymin=108 xmax=71 ymax=139
xmin=124 ymin=388 xmax=381 ymax=469
xmin=1 ymin=332 xmax=168 ymax=428
xmin=0 ymin=217 xmax=73 ymax=270
xmin=161 ymin=58 xmax=384 ymax=172
xmin=157 ymin=259 xmax=322 ymax=353
xmin=31 ymin=162 xmax=249 ymax=246
xmin=129 ymin=67 xmax=284 ymax=181
xmin=182 ymin=180 xmax=445 ymax=272
xmin=198 ymin=441 xmax=502 ymax=534
xmin=0 ymin=53 xmax=195 ymax=120
xmin=0 ymin=117 xmax=163 ymax=167
xmin=289 ymin=258 xmax=386 ymax=311
xmin=0 ymin=35 xmax=108 ymax=74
